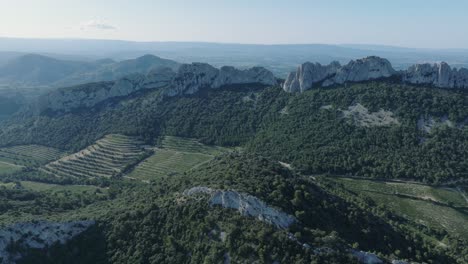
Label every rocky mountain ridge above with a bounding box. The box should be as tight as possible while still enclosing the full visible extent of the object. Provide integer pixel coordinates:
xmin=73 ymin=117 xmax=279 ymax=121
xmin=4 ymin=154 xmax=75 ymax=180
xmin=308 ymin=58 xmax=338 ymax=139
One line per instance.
xmin=37 ymin=63 xmax=276 ymax=113
xmin=283 ymin=56 xmax=468 ymax=92
xmin=34 ymin=56 xmax=468 ymax=113
xmin=0 ymin=53 xmax=180 ymax=88
xmin=403 ymin=62 xmax=468 ymax=89
xmin=36 ymin=68 xmax=176 ymax=113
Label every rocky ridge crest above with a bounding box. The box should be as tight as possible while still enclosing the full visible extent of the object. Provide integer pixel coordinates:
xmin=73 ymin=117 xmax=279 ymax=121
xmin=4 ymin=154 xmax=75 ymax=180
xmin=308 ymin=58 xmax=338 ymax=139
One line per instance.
xmin=283 ymin=56 xmax=395 ymax=92
xmin=37 ymin=63 xmax=276 ymax=113
xmin=183 ymin=186 xmax=296 ymax=229
xmin=283 ymin=56 xmax=468 ymax=92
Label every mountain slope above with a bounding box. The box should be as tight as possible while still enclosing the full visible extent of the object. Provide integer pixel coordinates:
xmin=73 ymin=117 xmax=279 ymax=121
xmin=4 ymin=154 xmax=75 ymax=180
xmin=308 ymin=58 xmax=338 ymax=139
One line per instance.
xmin=54 ymin=54 xmax=180 ymax=87
xmin=3 ymin=154 xmax=464 ymax=263
xmin=0 ymin=54 xmax=94 ymax=86
xmin=0 ymin=54 xmax=180 ymax=88
xmin=0 ymin=62 xmax=467 ymax=262
xmin=2 ymin=38 xmax=468 ymax=75
xmin=1 ymin=79 xmax=466 ymax=184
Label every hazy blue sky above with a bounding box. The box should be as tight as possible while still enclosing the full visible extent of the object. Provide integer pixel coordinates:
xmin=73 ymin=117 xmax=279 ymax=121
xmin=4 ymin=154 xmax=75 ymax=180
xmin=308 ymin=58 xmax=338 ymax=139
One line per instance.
xmin=1 ymin=0 xmax=467 ymax=48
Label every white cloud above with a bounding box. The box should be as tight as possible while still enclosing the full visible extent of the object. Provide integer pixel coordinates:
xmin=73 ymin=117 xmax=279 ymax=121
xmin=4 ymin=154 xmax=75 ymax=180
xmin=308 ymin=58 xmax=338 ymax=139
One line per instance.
xmin=80 ymin=19 xmax=117 ymax=31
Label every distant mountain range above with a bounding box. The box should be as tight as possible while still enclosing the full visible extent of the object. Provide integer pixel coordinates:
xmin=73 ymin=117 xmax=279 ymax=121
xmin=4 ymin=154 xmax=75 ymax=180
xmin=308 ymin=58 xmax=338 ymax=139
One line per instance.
xmin=1 ymin=38 xmax=468 ymax=77
xmin=0 ymin=53 xmax=180 ymax=88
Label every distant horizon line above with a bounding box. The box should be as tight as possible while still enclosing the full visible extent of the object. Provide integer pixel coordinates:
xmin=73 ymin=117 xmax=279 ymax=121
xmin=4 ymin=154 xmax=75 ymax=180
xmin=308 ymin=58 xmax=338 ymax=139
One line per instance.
xmin=1 ymin=36 xmax=467 ymax=51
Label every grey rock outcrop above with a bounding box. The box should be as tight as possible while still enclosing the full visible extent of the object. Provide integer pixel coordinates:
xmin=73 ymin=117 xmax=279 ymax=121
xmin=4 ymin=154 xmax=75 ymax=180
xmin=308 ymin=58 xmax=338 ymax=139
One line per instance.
xmin=403 ymin=62 xmax=468 ymax=89
xmin=326 ymin=56 xmax=396 ymax=86
xmin=167 ymin=63 xmax=276 ymax=96
xmin=0 ymin=220 xmax=94 ymax=263
xmin=284 ymin=56 xmax=468 ymax=92
xmin=283 ymin=56 xmax=395 ymax=92
xmin=183 ymin=186 xmax=296 ymax=229
xmin=37 ymin=68 xmax=176 ymax=113
xmin=283 ymin=61 xmax=341 ymax=92
xmin=352 ymin=250 xmax=383 ymax=264
xmin=37 ymin=63 xmax=276 ymax=113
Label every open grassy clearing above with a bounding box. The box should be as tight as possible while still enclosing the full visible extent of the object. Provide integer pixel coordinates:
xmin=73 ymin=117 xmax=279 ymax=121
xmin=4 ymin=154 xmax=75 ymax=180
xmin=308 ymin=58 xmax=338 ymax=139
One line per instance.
xmin=40 ymin=134 xmax=147 ymax=180
xmin=0 ymin=161 xmax=22 ymax=175
xmin=0 ymin=145 xmax=65 ymax=167
xmin=19 ymin=180 xmax=106 ymax=194
xmin=161 ymin=136 xmax=229 ymax=155
xmin=0 ymin=180 xmax=106 ymax=194
xmin=0 ymin=181 xmax=18 ymax=189
xmin=330 ymin=177 xmax=468 ymax=238
xmin=128 ymin=136 xmax=230 ymax=181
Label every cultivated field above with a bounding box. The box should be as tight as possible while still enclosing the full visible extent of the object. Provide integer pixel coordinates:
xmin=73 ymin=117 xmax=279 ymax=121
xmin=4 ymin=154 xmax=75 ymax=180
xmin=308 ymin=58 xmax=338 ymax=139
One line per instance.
xmin=128 ymin=136 xmax=228 ymax=181
xmin=331 ymin=177 xmax=468 ymax=239
xmin=0 ymin=145 xmax=65 ymax=167
xmin=40 ymin=134 xmax=146 ymax=180
xmin=19 ymin=180 xmax=106 ymax=194
xmin=0 ymin=145 xmax=65 ymax=176
xmin=161 ymin=136 xmax=228 ymax=155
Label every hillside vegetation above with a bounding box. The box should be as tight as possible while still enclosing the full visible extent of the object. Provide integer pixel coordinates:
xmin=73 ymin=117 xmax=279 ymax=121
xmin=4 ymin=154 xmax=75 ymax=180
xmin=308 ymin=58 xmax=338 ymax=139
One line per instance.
xmin=40 ymin=134 xmax=147 ymax=181
xmin=3 ymin=82 xmax=466 ymax=183
xmin=0 ymin=80 xmax=467 ymax=263
xmin=128 ymin=136 xmax=229 ymax=182
xmin=1 ymin=154 xmax=465 ymax=263
xmin=327 ymin=177 xmax=468 ymax=239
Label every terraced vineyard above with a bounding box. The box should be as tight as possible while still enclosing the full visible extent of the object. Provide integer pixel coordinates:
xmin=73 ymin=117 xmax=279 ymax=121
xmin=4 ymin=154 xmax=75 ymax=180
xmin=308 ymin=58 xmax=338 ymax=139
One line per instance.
xmin=330 ymin=177 xmax=468 ymax=239
xmin=0 ymin=145 xmax=65 ymax=167
xmin=40 ymin=134 xmax=146 ymax=180
xmin=161 ymin=136 xmax=228 ymax=155
xmin=128 ymin=136 xmax=229 ymax=181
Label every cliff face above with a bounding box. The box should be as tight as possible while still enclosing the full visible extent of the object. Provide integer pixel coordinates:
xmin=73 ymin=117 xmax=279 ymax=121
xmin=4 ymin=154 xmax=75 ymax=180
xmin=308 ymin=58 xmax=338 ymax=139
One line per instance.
xmin=283 ymin=61 xmax=341 ymax=92
xmin=167 ymin=63 xmax=277 ymax=96
xmin=283 ymin=56 xmax=395 ymax=92
xmin=326 ymin=56 xmax=396 ymax=86
xmin=37 ymin=63 xmax=276 ymax=113
xmin=403 ymin=62 xmax=468 ymax=89
xmin=37 ymin=67 xmax=176 ymax=113
xmin=36 ymin=56 xmax=468 ymax=113
xmin=283 ymin=56 xmax=468 ymax=92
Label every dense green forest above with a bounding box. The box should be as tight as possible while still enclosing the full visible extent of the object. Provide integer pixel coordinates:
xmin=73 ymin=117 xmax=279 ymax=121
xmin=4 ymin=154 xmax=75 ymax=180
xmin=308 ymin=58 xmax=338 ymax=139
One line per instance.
xmin=1 ymin=82 xmax=466 ymax=183
xmin=4 ymin=154 xmax=467 ymax=263
xmin=0 ymin=80 xmax=467 ymax=263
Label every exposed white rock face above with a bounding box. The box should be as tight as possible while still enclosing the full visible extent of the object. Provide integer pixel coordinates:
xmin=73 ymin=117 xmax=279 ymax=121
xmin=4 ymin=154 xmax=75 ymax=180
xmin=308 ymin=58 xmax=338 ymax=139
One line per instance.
xmin=168 ymin=63 xmax=219 ymax=96
xmin=283 ymin=56 xmax=395 ymax=92
xmin=341 ymin=103 xmax=400 ymax=127
xmin=284 ymin=57 xmax=468 ymax=92
xmin=283 ymin=61 xmax=341 ymax=92
xmin=391 ymin=261 xmax=410 ymax=264
xmin=403 ymin=62 xmax=468 ymax=89
xmin=183 ymin=187 xmax=296 ymax=229
xmin=352 ymin=250 xmax=383 ymax=264
xmin=327 ymin=56 xmax=396 ymax=86
xmin=167 ymin=63 xmax=277 ymax=96
xmin=0 ymin=220 xmax=94 ymax=264
xmin=215 ymin=66 xmax=276 ymax=88
xmin=37 ymin=63 xmax=276 ymax=113
xmin=37 ymin=68 xmax=176 ymax=113
xmin=417 ymin=115 xmax=457 ymax=133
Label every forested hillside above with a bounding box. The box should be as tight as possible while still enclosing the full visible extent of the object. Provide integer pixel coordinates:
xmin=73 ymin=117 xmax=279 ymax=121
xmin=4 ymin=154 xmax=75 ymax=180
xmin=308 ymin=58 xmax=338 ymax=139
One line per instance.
xmin=0 ymin=79 xmax=466 ymax=263
xmin=3 ymin=154 xmax=465 ymax=263
xmin=1 ymin=81 xmax=466 ymax=183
